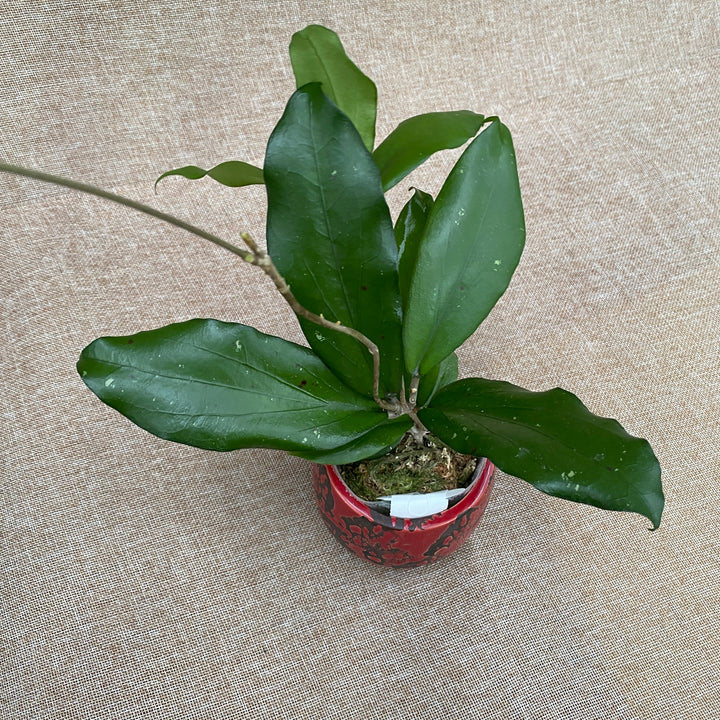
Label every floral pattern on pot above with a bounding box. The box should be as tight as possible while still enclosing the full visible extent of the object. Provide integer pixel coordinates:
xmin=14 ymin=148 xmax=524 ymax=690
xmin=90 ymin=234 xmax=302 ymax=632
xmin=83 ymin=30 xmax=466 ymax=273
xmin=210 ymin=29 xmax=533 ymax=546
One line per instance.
xmin=312 ymin=459 xmax=495 ymax=567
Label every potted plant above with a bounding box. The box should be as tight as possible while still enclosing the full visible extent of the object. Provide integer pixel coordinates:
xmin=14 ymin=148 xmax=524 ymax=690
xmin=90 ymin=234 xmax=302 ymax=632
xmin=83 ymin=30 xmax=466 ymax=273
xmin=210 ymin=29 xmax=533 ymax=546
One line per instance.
xmin=1 ymin=25 xmax=663 ymax=567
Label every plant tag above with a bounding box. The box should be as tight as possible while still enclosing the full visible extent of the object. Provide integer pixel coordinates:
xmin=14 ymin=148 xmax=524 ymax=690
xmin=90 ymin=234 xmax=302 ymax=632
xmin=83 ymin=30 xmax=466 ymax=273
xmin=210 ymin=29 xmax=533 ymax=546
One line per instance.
xmin=379 ymin=488 xmax=467 ymax=519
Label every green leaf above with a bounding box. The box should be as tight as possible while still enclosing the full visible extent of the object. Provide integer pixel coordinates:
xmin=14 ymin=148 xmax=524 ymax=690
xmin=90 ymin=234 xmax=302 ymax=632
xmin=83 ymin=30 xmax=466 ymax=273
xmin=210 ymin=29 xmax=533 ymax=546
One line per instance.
xmin=403 ymin=120 xmax=525 ymax=375
xmin=264 ymin=84 xmax=403 ymax=398
xmin=420 ymin=378 xmax=664 ymax=529
xmin=297 ymin=421 xmax=411 ymax=465
xmin=416 ymin=352 xmax=458 ymax=407
xmin=394 ymin=187 xmax=434 ymax=314
xmin=154 ymin=161 xmax=264 ymax=190
xmin=374 ymin=111 xmax=485 ymax=191
xmin=289 ymin=24 xmax=377 ymax=151
xmin=77 ymin=319 xmax=410 ymax=464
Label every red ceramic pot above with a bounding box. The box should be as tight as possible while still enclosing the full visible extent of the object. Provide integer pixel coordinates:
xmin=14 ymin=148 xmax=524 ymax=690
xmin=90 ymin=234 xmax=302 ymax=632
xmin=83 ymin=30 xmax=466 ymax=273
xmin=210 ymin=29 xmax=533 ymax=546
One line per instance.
xmin=312 ymin=459 xmax=495 ymax=567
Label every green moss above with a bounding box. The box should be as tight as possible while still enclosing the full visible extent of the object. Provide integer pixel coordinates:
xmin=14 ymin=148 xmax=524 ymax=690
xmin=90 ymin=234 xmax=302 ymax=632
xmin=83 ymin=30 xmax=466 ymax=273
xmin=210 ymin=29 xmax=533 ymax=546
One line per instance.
xmin=338 ymin=435 xmax=477 ymax=501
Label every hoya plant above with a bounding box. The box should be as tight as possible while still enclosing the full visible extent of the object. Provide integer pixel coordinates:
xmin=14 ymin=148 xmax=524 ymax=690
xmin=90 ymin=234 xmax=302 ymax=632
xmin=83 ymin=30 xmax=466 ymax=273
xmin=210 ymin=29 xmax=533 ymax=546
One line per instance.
xmin=1 ymin=25 xmax=663 ymax=528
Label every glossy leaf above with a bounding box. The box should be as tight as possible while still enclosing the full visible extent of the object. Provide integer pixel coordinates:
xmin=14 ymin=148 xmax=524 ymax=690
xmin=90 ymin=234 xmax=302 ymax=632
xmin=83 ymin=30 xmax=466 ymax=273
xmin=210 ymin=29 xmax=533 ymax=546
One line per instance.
xmin=374 ymin=111 xmax=485 ymax=190
xmin=155 ymin=161 xmax=264 ymax=190
xmin=297 ymin=420 xmax=411 ymax=465
xmin=264 ymin=84 xmax=403 ymax=398
xmin=289 ymin=24 xmax=377 ymax=151
xmin=394 ymin=187 xmax=433 ymax=314
xmin=77 ymin=319 xmax=410 ymax=464
xmin=419 ymin=378 xmax=664 ymax=528
xmin=403 ymin=120 xmax=526 ymax=375
xmin=416 ymin=352 xmax=458 ymax=407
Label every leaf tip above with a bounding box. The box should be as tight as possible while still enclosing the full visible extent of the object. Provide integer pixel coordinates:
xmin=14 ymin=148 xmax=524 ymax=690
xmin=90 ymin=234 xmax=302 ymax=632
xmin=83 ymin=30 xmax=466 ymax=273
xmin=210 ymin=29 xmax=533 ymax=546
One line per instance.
xmin=153 ymin=173 xmax=167 ymax=193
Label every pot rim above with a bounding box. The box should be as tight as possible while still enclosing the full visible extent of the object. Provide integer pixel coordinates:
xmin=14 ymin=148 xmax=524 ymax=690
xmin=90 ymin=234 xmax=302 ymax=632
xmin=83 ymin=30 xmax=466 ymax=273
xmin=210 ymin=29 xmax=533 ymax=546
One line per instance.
xmin=324 ymin=457 xmax=494 ymax=529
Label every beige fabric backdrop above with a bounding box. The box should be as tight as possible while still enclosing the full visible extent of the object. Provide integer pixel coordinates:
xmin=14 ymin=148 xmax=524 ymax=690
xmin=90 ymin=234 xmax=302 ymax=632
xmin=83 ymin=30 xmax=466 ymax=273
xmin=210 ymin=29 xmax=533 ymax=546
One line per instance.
xmin=2 ymin=2 xmax=718 ymax=718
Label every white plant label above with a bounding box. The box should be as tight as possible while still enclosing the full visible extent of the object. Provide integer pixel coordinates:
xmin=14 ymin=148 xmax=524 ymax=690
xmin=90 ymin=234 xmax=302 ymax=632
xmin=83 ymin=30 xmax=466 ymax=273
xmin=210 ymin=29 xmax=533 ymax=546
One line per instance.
xmin=380 ymin=488 xmax=467 ymax=519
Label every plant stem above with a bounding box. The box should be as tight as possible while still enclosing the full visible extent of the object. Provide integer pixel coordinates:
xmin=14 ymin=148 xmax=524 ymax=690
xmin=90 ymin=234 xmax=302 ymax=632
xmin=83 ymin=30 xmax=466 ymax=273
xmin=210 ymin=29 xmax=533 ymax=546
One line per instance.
xmin=407 ymin=412 xmax=429 ymax=444
xmin=408 ymin=374 xmax=420 ymax=407
xmin=240 ymin=234 xmax=394 ymax=412
xmin=0 ymin=163 xmax=256 ymax=263
xmin=1 ymin=162 xmax=395 ymax=413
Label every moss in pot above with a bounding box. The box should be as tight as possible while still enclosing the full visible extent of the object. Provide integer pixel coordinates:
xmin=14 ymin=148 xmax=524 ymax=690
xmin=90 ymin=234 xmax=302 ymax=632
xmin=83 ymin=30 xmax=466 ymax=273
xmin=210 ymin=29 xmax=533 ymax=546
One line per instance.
xmin=1 ymin=25 xmax=663 ymax=566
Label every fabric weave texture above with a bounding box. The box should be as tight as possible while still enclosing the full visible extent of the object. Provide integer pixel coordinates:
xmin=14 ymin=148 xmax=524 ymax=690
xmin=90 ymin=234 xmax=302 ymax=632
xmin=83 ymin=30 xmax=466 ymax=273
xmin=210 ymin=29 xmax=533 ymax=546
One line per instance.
xmin=2 ymin=2 xmax=718 ymax=718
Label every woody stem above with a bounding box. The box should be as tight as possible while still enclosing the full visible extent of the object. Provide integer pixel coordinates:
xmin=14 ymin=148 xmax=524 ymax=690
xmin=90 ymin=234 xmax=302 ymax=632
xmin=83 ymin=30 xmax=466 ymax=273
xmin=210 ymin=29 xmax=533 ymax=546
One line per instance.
xmin=0 ymin=163 xmax=395 ymax=413
xmin=241 ymin=234 xmax=393 ymax=412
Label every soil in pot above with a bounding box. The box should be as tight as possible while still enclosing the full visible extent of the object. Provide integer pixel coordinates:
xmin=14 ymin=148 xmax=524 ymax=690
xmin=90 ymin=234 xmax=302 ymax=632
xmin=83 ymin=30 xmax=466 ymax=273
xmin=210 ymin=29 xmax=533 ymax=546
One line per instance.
xmin=338 ymin=435 xmax=478 ymax=502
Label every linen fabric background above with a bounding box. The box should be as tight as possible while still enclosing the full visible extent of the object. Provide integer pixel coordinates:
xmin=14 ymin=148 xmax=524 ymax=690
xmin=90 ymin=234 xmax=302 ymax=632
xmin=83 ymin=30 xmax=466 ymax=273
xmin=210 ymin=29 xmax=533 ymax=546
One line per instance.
xmin=1 ymin=2 xmax=718 ymax=718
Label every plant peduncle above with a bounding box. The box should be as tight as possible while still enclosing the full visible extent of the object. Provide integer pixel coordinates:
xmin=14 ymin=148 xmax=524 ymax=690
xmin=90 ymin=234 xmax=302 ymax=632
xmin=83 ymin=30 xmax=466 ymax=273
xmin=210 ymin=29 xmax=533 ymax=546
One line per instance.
xmin=0 ymin=162 xmax=409 ymax=417
xmin=239 ymin=233 xmax=396 ymax=413
xmin=0 ymin=162 xmax=256 ymax=263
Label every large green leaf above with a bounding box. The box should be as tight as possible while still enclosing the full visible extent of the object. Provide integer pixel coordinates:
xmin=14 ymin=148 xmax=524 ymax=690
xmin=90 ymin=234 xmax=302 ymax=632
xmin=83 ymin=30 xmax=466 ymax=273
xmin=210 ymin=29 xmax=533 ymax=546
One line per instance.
xmin=394 ymin=187 xmax=433 ymax=314
xmin=264 ymin=84 xmax=403 ymax=399
xmin=374 ymin=111 xmax=485 ymax=191
xmin=77 ymin=319 xmax=410 ymax=464
xmin=154 ymin=161 xmax=264 ymax=190
xmin=289 ymin=24 xmax=377 ymax=151
xmin=402 ymin=120 xmax=526 ymax=375
xmin=420 ymin=378 xmax=664 ymax=528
